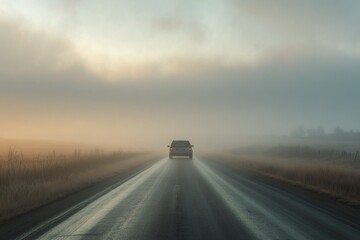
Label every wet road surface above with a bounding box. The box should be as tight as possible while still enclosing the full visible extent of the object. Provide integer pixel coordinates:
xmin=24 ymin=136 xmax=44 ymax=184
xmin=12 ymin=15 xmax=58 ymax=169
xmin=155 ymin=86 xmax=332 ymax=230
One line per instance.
xmin=13 ymin=157 xmax=360 ymax=239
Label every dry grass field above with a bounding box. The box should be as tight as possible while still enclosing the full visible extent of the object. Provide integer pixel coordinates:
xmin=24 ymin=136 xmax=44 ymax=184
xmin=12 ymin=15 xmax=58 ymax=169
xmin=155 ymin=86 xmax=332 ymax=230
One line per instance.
xmin=0 ymin=138 xmax=111 ymax=157
xmin=206 ymin=150 xmax=360 ymax=206
xmin=0 ymin=147 xmax=158 ymax=222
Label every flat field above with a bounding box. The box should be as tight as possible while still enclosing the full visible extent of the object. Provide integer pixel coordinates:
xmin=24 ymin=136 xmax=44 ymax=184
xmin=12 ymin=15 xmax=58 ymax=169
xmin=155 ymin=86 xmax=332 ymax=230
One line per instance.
xmin=205 ymin=146 xmax=360 ymax=206
xmin=0 ymin=144 xmax=158 ymax=222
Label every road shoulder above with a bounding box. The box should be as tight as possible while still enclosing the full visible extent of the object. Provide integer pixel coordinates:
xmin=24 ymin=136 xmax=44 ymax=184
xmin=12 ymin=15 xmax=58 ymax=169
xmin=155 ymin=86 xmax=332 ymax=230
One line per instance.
xmin=0 ymin=154 xmax=161 ymax=240
xmin=200 ymin=155 xmax=360 ymax=228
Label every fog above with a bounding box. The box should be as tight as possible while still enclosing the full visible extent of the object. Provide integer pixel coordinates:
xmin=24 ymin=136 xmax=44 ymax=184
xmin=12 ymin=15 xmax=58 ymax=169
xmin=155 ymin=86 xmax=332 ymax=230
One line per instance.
xmin=1 ymin=1 xmax=360 ymax=151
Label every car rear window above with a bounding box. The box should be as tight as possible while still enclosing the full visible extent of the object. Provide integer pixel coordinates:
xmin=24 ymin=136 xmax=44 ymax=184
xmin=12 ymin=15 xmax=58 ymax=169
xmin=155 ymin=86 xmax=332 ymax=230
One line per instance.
xmin=171 ymin=141 xmax=190 ymax=147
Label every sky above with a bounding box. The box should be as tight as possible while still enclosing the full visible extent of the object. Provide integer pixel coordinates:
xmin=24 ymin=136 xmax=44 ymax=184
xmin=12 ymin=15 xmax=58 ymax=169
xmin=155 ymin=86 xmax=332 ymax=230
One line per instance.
xmin=0 ymin=0 xmax=360 ymax=150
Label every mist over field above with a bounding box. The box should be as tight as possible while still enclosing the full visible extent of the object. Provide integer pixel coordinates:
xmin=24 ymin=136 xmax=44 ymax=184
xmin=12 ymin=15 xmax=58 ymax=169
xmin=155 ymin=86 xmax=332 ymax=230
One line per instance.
xmin=1 ymin=0 xmax=360 ymax=150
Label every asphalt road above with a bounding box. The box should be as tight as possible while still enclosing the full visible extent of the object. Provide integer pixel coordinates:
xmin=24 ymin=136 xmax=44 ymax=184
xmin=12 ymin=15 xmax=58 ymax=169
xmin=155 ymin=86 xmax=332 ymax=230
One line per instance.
xmin=11 ymin=157 xmax=360 ymax=239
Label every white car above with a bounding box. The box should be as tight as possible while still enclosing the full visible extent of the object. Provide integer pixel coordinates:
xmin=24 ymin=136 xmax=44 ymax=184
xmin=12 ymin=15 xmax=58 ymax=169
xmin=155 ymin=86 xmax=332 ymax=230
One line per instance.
xmin=168 ymin=140 xmax=193 ymax=159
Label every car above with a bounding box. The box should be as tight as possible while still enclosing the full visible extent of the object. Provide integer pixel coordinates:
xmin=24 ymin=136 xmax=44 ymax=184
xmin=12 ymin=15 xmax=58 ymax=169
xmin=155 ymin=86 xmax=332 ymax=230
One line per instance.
xmin=168 ymin=140 xmax=194 ymax=159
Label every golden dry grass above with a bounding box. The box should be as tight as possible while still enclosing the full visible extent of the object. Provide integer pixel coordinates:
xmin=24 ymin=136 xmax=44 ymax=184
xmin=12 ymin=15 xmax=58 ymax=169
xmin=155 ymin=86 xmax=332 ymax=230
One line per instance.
xmin=0 ymin=147 xmax=159 ymax=222
xmin=206 ymin=152 xmax=360 ymax=206
xmin=0 ymin=138 xmax=112 ymax=157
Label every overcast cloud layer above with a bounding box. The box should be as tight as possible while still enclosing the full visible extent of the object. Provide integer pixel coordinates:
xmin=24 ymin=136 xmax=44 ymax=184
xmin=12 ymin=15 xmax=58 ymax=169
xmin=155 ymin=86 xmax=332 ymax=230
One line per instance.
xmin=0 ymin=1 xmax=359 ymax=149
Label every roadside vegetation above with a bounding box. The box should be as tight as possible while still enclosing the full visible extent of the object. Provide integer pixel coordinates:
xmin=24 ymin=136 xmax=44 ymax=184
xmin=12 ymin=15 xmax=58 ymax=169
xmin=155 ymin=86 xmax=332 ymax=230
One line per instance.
xmin=0 ymin=147 xmax=158 ymax=222
xmin=207 ymin=147 xmax=360 ymax=206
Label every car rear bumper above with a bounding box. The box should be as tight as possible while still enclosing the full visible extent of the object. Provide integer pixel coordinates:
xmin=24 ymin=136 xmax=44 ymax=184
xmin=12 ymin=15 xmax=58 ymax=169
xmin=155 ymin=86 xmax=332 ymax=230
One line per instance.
xmin=170 ymin=152 xmax=192 ymax=156
xmin=169 ymin=147 xmax=193 ymax=158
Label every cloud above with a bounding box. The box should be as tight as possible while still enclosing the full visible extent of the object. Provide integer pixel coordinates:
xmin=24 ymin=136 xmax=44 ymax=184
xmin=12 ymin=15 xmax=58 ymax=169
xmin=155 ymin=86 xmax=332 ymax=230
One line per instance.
xmin=0 ymin=15 xmax=225 ymax=81
xmin=229 ymin=0 xmax=360 ymax=49
xmin=2 ymin=41 xmax=360 ymax=143
xmin=1 ymin=8 xmax=360 ymax=148
xmin=152 ymin=15 xmax=206 ymax=44
xmin=0 ymin=16 xmax=87 ymax=79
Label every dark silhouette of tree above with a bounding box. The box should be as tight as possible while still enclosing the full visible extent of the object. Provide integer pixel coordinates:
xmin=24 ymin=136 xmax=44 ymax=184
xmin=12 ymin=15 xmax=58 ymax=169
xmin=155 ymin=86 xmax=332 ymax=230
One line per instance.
xmin=290 ymin=126 xmax=360 ymax=141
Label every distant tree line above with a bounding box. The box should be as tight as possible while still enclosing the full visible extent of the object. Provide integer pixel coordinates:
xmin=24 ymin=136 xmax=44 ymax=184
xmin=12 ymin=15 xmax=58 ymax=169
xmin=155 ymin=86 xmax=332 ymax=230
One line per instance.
xmin=290 ymin=126 xmax=360 ymax=141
